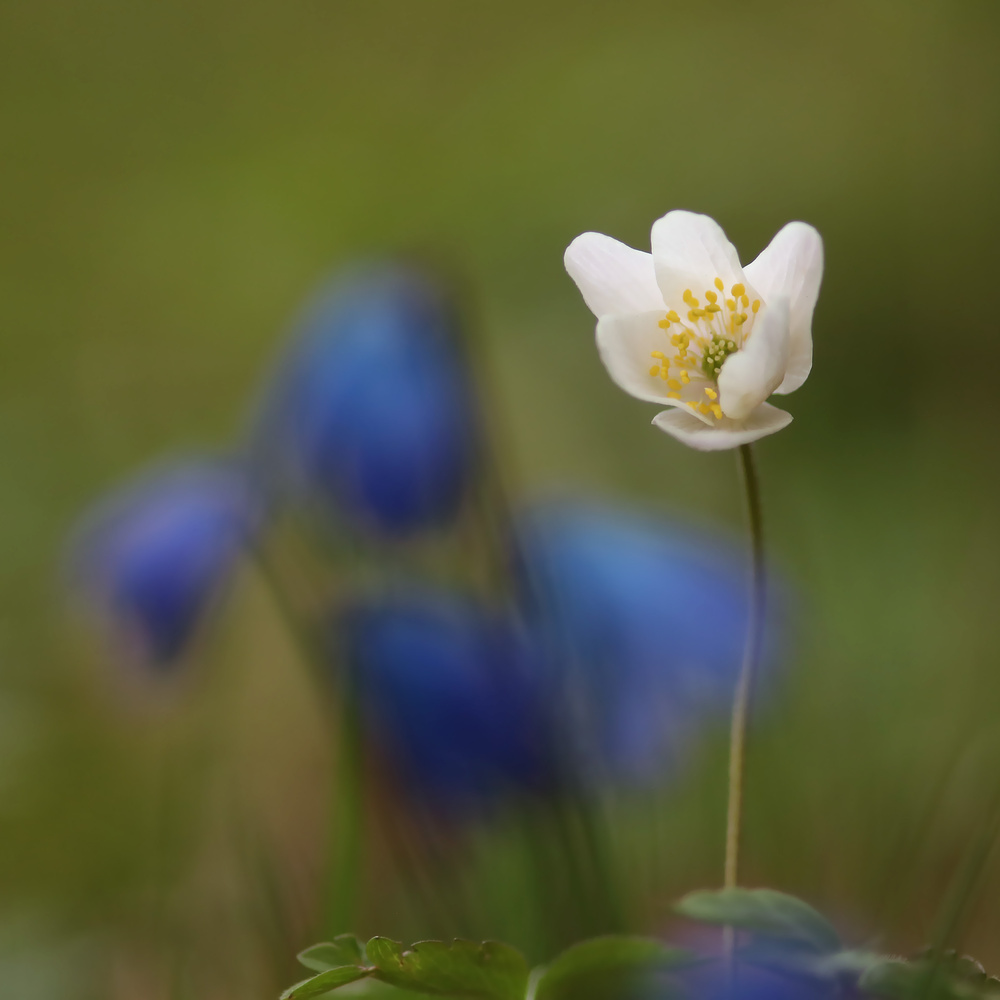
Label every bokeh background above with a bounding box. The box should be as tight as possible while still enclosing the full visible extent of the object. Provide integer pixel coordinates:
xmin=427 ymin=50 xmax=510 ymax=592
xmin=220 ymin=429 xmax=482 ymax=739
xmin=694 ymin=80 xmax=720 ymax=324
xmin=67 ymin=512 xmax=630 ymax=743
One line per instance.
xmin=3 ymin=1 xmax=1000 ymax=997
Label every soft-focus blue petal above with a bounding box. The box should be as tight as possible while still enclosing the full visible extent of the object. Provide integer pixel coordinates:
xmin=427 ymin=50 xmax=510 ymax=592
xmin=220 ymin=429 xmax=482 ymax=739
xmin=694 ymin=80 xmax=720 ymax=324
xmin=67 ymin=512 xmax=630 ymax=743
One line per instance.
xmin=341 ymin=591 xmax=555 ymax=811
xmin=515 ymin=501 xmax=769 ymax=784
xmin=672 ymin=957 xmax=835 ymax=1000
xmin=255 ymin=264 xmax=480 ymax=537
xmin=69 ymin=459 xmax=259 ymax=670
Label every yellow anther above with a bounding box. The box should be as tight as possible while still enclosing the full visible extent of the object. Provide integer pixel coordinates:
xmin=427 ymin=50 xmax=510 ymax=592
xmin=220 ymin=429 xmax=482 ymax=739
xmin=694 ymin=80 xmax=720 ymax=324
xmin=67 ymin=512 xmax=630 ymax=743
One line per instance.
xmin=704 ymin=387 xmax=718 ymax=400
xmin=731 ymin=283 xmax=745 ymax=297
xmin=650 ymin=350 xmax=665 ymax=359
xmin=705 ymin=303 xmax=722 ymax=313
xmin=726 ymin=298 xmax=737 ymax=311
xmin=658 ymin=318 xmax=671 ymax=329
xmin=734 ymin=313 xmax=748 ymax=326
xmin=667 ymin=378 xmax=682 ymax=390
xmin=710 ymin=403 xmax=723 ymax=419
xmin=688 ymin=309 xmax=705 ymax=322
xmin=752 ymin=300 xmax=761 ymax=313
xmin=666 ymin=310 xmax=680 ymax=322
xmin=705 ymin=290 xmax=718 ymax=304
xmin=667 ymin=391 xmax=681 ymax=400
xmin=670 ymin=332 xmax=690 ymax=347
xmin=698 ymin=402 xmax=712 ymax=415
xmin=680 ymin=370 xmax=691 ymax=384
xmin=660 ymin=369 xmax=670 ymax=380
xmin=649 ymin=365 xmax=661 ymax=377
xmin=714 ymin=277 xmax=725 ymax=291
xmin=683 ymin=289 xmax=699 ymax=307
xmin=686 ymin=400 xmax=699 ymax=410
xmin=741 ymin=294 xmax=749 ymax=308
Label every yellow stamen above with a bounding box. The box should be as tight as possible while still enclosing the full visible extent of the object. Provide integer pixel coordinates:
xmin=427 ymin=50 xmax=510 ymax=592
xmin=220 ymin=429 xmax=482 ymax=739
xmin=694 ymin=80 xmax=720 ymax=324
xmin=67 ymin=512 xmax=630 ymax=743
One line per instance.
xmin=741 ymin=294 xmax=749 ymax=308
xmin=658 ymin=318 xmax=671 ymax=329
xmin=705 ymin=303 xmax=722 ymax=313
xmin=698 ymin=402 xmax=712 ymax=415
xmin=649 ymin=365 xmax=661 ymax=377
xmin=704 ymin=387 xmax=718 ymax=400
xmin=666 ymin=310 xmax=680 ymax=323
xmin=710 ymin=403 xmax=723 ymax=419
xmin=714 ymin=277 xmax=725 ymax=291
xmin=650 ymin=350 xmax=665 ymax=359
xmin=705 ymin=290 xmax=718 ymax=304
xmin=731 ymin=283 xmax=745 ymax=297
xmin=667 ymin=391 xmax=681 ymax=399
xmin=683 ymin=289 xmax=699 ymax=307
xmin=752 ymin=300 xmax=761 ymax=313
xmin=680 ymin=370 xmax=691 ymax=384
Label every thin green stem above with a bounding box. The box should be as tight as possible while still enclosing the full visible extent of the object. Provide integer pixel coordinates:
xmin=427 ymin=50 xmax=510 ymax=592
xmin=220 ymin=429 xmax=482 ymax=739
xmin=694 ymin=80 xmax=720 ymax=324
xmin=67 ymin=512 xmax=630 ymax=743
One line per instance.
xmin=250 ymin=543 xmax=364 ymax=936
xmin=723 ymin=444 xmax=767 ymax=966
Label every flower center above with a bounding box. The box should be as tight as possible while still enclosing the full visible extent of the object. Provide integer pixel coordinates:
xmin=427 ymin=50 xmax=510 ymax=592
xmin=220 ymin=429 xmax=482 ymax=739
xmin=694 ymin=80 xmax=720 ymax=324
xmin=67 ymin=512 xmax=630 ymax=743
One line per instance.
xmin=701 ymin=333 xmax=739 ymax=379
xmin=647 ymin=277 xmax=761 ymax=420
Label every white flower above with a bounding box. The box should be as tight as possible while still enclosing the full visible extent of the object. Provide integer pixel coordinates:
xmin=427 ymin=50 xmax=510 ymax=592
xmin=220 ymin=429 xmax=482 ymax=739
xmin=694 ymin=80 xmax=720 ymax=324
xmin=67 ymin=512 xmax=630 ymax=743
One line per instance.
xmin=564 ymin=211 xmax=823 ymax=451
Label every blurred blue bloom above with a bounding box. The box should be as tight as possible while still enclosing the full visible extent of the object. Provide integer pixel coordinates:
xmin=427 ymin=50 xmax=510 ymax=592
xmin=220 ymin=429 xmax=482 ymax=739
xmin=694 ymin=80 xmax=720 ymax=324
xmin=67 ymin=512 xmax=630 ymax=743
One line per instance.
xmin=256 ymin=264 xmax=480 ymax=537
xmin=671 ymin=958 xmax=835 ymax=1000
xmin=69 ymin=459 xmax=259 ymax=670
xmin=516 ymin=501 xmax=768 ymax=785
xmin=341 ymin=591 xmax=554 ymax=811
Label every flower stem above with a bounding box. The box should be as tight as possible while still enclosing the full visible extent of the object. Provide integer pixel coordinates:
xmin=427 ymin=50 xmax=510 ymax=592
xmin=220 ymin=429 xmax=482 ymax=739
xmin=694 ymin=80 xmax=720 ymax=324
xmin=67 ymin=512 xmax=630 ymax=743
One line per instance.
xmin=724 ymin=444 xmax=767 ymax=963
xmin=250 ymin=543 xmax=363 ymax=936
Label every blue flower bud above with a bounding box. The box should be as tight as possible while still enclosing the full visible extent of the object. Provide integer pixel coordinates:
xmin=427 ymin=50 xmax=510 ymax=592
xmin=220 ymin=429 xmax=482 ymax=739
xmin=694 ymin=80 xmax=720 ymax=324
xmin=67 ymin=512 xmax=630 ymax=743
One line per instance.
xmin=516 ymin=501 xmax=764 ymax=785
xmin=340 ymin=591 xmax=554 ymax=812
xmin=69 ymin=459 xmax=259 ymax=670
xmin=257 ymin=264 xmax=480 ymax=537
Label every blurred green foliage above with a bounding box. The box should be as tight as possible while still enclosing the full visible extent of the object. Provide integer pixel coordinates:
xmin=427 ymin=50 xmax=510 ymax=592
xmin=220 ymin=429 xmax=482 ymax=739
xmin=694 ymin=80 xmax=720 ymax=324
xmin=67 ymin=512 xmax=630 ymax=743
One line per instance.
xmin=2 ymin=1 xmax=1000 ymax=997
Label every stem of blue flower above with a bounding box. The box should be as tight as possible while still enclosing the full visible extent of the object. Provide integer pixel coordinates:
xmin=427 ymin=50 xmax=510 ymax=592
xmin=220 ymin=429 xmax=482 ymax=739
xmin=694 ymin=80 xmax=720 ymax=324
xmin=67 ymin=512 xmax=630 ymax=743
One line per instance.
xmin=724 ymin=444 xmax=766 ymax=972
xmin=250 ymin=543 xmax=364 ymax=937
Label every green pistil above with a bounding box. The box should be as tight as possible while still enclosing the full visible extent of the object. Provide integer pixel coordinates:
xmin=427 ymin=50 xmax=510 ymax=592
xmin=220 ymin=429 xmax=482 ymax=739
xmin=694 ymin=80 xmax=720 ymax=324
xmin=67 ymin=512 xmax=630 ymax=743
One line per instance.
xmin=701 ymin=334 xmax=738 ymax=379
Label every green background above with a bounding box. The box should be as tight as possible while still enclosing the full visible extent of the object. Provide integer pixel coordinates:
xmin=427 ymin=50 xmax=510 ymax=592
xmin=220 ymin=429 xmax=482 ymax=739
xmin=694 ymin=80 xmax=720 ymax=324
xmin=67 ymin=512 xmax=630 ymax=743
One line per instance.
xmin=2 ymin=1 xmax=1000 ymax=996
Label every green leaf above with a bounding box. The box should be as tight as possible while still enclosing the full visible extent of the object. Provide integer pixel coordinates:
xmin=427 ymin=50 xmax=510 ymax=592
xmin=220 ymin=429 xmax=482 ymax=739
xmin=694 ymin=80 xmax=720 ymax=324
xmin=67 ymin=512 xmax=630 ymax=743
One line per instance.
xmin=534 ymin=936 xmax=693 ymax=1000
xmin=366 ymin=937 xmax=530 ymax=1000
xmin=676 ymin=888 xmax=841 ymax=954
xmin=281 ymin=966 xmax=372 ymax=999
xmin=299 ymin=936 xmax=368 ymax=973
xmin=860 ymin=957 xmax=1000 ymax=1000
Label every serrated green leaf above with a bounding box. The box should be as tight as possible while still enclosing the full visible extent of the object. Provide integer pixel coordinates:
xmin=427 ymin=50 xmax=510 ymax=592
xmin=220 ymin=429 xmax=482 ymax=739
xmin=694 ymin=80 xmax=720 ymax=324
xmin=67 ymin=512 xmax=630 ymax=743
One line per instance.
xmin=366 ymin=937 xmax=529 ymax=1000
xmin=534 ymin=935 xmax=693 ymax=1000
xmin=860 ymin=958 xmax=1000 ymax=1000
xmin=676 ymin=888 xmax=841 ymax=954
xmin=281 ymin=966 xmax=371 ymax=999
xmin=298 ymin=936 xmax=367 ymax=973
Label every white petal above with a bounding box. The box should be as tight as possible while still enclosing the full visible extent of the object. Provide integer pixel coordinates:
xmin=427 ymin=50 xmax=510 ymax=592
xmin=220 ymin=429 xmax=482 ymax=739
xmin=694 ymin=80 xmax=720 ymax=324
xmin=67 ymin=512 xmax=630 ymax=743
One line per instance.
xmin=650 ymin=210 xmax=757 ymax=310
xmin=595 ymin=311 xmax=687 ymax=405
xmin=564 ymin=232 xmax=664 ymax=318
xmin=651 ymin=402 xmax=793 ymax=451
xmin=717 ymin=298 xmax=790 ymax=421
xmin=743 ymin=222 xmax=823 ymax=395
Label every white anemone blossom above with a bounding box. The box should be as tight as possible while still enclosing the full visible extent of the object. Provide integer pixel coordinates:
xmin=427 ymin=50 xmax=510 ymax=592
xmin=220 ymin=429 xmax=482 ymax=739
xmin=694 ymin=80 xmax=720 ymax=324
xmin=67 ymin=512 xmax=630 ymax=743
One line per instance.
xmin=565 ymin=211 xmax=823 ymax=450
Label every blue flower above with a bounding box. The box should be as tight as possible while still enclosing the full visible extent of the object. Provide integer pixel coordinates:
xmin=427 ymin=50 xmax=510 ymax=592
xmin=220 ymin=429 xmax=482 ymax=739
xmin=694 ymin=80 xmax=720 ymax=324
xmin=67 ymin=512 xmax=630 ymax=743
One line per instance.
xmin=515 ymin=501 xmax=764 ymax=785
xmin=256 ymin=264 xmax=480 ymax=537
xmin=69 ymin=459 xmax=259 ymax=670
xmin=340 ymin=591 xmax=554 ymax=812
xmin=672 ymin=957 xmax=835 ymax=1000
